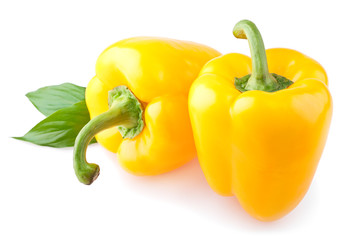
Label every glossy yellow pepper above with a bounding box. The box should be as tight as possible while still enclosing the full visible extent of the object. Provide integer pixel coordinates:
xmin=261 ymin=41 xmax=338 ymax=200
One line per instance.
xmin=188 ymin=20 xmax=332 ymax=221
xmin=73 ymin=37 xmax=220 ymax=185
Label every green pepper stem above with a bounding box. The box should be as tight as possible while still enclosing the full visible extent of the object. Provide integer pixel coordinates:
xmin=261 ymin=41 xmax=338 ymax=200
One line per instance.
xmin=73 ymin=86 xmax=143 ymax=185
xmin=233 ymin=20 xmax=279 ymax=92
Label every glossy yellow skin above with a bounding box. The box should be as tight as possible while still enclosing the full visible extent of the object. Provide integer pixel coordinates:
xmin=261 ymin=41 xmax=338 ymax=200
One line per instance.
xmin=188 ymin=48 xmax=333 ymax=221
xmin=86 ymin=37 xmax=220 ymax=175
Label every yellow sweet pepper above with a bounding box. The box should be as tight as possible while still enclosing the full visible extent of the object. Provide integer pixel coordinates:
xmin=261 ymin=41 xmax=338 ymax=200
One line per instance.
xmin=188 ymin=20 xmax=332 ymax=221
xmin=73 ymin=37 xmax=220 ymax=185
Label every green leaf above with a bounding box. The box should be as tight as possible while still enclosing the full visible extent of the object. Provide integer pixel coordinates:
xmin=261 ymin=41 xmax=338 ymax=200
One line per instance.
xmin=26 ymin=83 xmax=86 ymax=116
xmin=14 ymin=101 xmax=96 ymax=148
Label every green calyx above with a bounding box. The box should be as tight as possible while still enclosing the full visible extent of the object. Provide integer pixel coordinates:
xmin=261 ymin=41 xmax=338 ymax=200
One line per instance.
xmin=108 ymin=86 xmax=144 ymax=139
xmin=233 ymin=20 xmax=293 ymax=93
xmin=235 ymin=73 xmax=293 ymax=93
xmin=73 ymin=86 xmax=144 ymax=185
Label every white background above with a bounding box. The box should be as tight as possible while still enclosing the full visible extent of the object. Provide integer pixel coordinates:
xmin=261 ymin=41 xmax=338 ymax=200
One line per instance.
xmin=1 ymin=0 xmax=359 ymax=239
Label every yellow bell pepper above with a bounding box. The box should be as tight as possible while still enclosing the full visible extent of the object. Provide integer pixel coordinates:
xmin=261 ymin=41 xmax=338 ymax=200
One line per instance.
xmin=188 ymin=20 xmax=332 ymax=221
xmin=73 ymin=37 xmax=220 ymax=185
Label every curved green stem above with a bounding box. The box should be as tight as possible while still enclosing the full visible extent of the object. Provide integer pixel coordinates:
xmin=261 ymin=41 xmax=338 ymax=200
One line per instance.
xmin=233 ymin=20 xmax=292 ymax=92
xmin=73 ymin=86 xmax=143 ymax=185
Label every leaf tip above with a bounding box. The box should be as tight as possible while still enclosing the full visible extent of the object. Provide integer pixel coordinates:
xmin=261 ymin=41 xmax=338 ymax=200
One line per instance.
xmin=12 ymin=136 xmax=24 ymax=141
